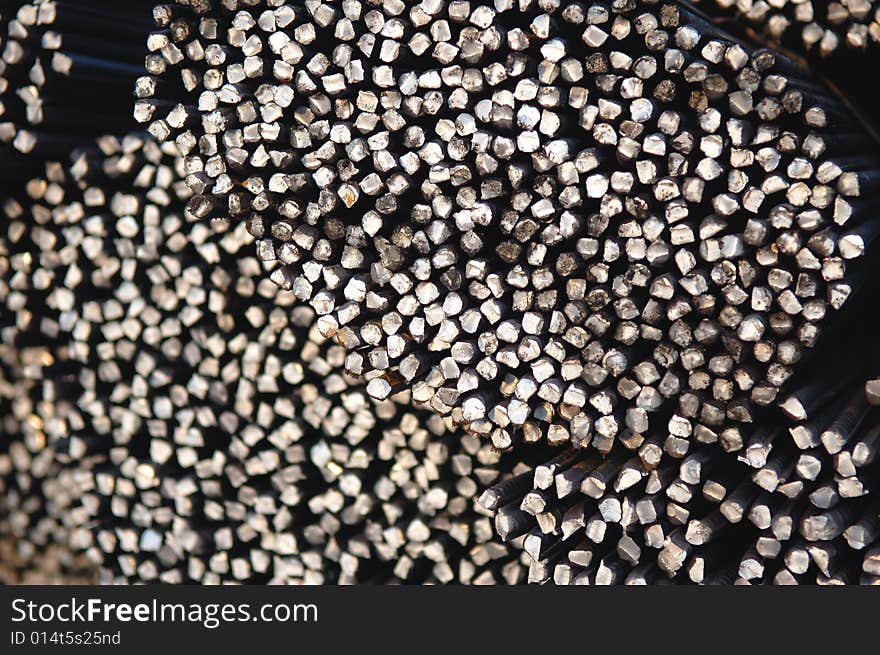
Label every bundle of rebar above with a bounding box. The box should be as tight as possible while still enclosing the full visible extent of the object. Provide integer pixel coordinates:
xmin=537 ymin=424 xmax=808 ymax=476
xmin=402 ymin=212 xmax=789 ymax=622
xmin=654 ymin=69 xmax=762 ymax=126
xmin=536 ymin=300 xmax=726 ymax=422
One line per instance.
xmin=1 ymin=0 xmax=880 ymax=585
xmin=0 ymin=131 xmax=552 ymax=584
xmin=480 ymin=347 xmax=880 ymax=584
xmin=135 ymin=0 xmax=880 ymax=456
xmin=0 ymin=1 xmax=156 ymax=168
xmin=693 ymin=0 xmax=880 ymax=58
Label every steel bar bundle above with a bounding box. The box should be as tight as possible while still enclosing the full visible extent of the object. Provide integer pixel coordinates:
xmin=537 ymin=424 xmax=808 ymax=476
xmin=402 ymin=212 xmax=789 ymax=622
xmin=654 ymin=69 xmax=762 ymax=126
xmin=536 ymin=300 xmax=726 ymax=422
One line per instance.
xmin=135 ymin=0 xmax=880 ymax=459
xmin=0 ymin=131 xmax=548 ymax=584
xmin=0 ymin=0 xmax=154 ymax=169
xmin=0 ymin=0 xmax=879 ymax=586
xmin=479 ymin=341 xmax=880 ymax=584
xmin=692 ymin=0 xmax=880 ymax=58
